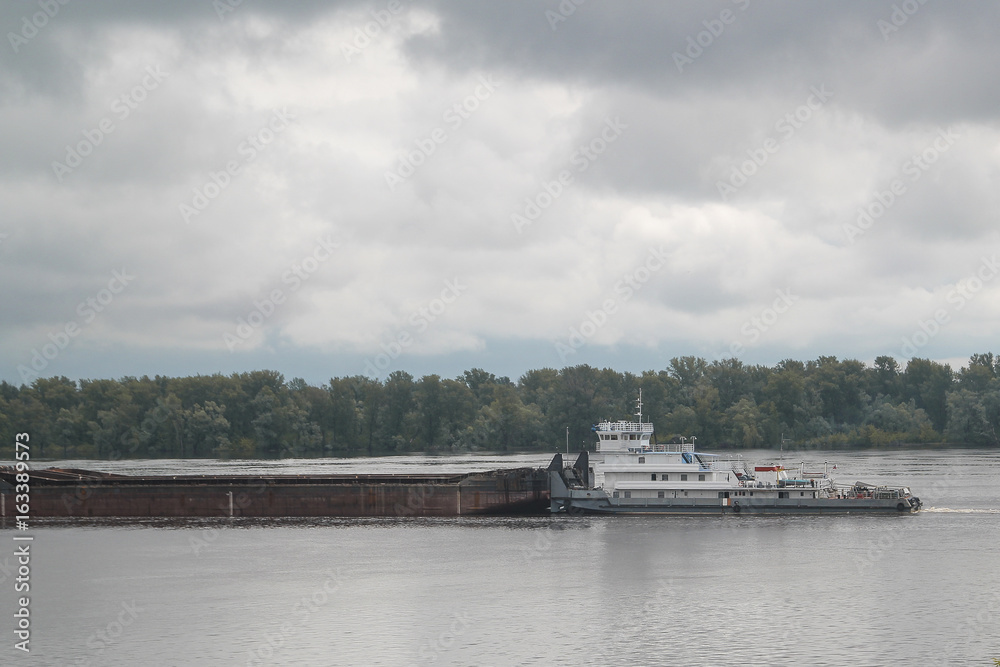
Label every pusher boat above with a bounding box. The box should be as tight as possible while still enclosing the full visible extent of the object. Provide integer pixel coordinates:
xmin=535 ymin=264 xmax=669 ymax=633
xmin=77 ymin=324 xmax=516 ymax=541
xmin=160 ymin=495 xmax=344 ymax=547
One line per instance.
xmin=549 ymin=393 xmax=921 ymax=515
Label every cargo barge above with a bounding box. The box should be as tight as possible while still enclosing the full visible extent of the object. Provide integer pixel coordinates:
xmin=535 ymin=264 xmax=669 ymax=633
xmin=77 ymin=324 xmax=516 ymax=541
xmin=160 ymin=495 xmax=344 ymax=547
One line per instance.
xmin=0 ymin=466 xmax=549 ymax=518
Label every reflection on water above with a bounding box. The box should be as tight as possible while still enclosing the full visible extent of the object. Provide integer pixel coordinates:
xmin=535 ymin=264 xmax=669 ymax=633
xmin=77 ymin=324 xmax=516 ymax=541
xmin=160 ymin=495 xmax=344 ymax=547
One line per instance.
xmin=1 ymin=449 xmax=997 ymax=666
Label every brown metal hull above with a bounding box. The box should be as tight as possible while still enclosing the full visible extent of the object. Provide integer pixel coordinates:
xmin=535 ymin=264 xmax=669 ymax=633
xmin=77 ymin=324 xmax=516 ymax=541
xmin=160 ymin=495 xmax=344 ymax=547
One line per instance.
xmin=0 ymin=467 xmax=550 ymax=519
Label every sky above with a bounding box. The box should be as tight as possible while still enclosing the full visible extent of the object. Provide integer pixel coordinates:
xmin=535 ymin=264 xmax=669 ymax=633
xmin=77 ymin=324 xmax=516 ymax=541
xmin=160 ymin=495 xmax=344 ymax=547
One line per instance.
xmin=2 ymin=0 xmax=998 ymax=387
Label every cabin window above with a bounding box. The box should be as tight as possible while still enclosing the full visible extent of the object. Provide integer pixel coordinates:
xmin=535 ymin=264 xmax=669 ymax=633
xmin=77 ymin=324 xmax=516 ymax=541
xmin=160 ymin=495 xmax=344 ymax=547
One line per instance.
xmin=657 ymin=491 xmax=665 ymax=498
xmin=778 ymin=492 xmax=788 ymax=499
xmin=680 ymin=474 xmax=688 ymax=481
xmin=800 ymin=492 xmax=805 ymax=497
xmin=638 ymin=457 xmax=645 ymax=463
xmin=612 ymin=491 xmax=619 ymax=498
xmin=749 ymin=492 xmax=754 ymax=497
xmin=624 ymin=491 xmax=631 ymax=499
xmin=651 ymin=474 xmax=657 ymax=481
xmin=661 ymin=474 xmax=668 ymax=481
xmin=698 ymin=474 xmax=705 ymax=481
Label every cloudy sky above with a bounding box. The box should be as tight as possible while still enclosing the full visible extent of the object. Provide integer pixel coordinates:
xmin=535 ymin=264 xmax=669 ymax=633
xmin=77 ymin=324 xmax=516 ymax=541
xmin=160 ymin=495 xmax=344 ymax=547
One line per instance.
xmin=2 ymin=0 xmax=998 ymax=386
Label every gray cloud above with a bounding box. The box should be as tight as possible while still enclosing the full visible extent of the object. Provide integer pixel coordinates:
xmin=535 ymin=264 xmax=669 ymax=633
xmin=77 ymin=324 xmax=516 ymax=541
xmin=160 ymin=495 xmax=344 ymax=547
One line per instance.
xmin=2 ymin=0 xmax=999 ymax=386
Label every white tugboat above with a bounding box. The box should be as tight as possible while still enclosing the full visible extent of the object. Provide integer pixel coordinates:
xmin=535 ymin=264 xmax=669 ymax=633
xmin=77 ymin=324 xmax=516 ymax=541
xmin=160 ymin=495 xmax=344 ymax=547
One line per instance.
xmin=549 ymin=392 xmax=921 ymax=515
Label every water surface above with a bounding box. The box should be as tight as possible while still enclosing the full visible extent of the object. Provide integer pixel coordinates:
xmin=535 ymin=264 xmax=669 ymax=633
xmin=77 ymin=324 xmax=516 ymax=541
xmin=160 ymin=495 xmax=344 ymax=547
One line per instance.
xmin=2 ymin=449 xmax=997 ymax=666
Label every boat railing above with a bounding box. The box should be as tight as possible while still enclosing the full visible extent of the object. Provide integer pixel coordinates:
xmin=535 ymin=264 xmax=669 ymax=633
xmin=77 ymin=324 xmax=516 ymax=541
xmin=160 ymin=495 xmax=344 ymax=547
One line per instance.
xmin=596 ymin=421 xmax=654 ymax=433
xmin=646 ymin=443 xmax=695 ymax=453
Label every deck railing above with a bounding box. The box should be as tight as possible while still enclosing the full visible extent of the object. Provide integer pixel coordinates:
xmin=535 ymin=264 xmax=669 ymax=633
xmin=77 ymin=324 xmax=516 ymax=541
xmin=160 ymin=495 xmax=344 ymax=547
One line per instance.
xmin=595 ymin=420 xmax=654 ymax=433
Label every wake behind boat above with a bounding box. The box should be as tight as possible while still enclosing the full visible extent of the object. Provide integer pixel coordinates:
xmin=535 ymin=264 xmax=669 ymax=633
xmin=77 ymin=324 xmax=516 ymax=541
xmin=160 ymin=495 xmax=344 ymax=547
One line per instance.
xmin=549 ymin=392 xmax=922 ymax=515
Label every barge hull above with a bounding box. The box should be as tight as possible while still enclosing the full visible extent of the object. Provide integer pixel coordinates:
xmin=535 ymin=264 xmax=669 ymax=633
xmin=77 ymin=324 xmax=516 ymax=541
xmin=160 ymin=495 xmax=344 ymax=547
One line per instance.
xmin=0 ymin=467 xmax=550 ymax=518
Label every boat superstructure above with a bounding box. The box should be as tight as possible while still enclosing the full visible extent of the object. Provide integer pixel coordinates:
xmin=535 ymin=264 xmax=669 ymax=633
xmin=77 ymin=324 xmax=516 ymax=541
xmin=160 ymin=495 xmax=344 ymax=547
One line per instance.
xmin=550 ymin=392 xmax=921 ymax=515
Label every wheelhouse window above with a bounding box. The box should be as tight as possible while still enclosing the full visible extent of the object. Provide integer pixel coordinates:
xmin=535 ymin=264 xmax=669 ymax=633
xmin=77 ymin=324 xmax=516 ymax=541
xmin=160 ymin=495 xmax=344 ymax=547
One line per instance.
xmin=680 ymin=474 xmax=687 ymax=481
xmin=698 ymin=474 xmax=706 ymax=481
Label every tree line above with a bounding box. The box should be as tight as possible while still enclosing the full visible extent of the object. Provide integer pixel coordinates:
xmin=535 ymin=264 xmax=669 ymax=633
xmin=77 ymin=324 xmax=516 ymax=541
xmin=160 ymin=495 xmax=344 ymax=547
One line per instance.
xmin=1 ymin=353 xmax=998 ymax=460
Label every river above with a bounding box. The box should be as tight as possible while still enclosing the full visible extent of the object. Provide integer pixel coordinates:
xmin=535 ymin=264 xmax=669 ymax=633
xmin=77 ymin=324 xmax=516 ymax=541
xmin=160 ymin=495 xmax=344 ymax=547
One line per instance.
xmin=1 ymin=449 xmax=997 ymax=666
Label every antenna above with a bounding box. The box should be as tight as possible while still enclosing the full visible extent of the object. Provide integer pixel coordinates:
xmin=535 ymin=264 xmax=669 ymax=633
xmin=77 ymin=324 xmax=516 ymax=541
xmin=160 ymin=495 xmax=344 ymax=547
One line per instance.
xmin=635 ymin=389 xmax=643 ymax=424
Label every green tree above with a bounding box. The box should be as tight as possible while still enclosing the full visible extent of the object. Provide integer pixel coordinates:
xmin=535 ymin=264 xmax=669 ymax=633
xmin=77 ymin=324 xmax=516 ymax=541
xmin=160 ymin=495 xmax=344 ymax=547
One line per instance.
xmin=184 ymin=401 xmax=231 ymax=457
xmin=725 ymin=397 xmax=765 ymax=448
xmin=957 ymin=353 xmax=997 ymax=393
xmin=946 ymin=388 xmax=1000 ymax=446
xmin=471 ymin=384 xmax=543 ymax=451
xmin=382 ymin=371 xmax=415 ymax=452
xmin=413 ymin=375 xmax=444 ymax=450
xmin=763 ymin=360 xmax=807 ymax=433
xmin=870 ymin=355 xmax=902 ymax=398
xmin=901 ymin=358 xmax=953 ymax=431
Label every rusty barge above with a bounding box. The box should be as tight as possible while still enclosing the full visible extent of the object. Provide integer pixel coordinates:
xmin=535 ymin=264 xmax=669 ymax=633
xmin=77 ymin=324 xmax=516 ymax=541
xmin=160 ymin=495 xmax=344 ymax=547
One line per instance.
xmin=0 ymin=466 xmax=549 ymax=519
